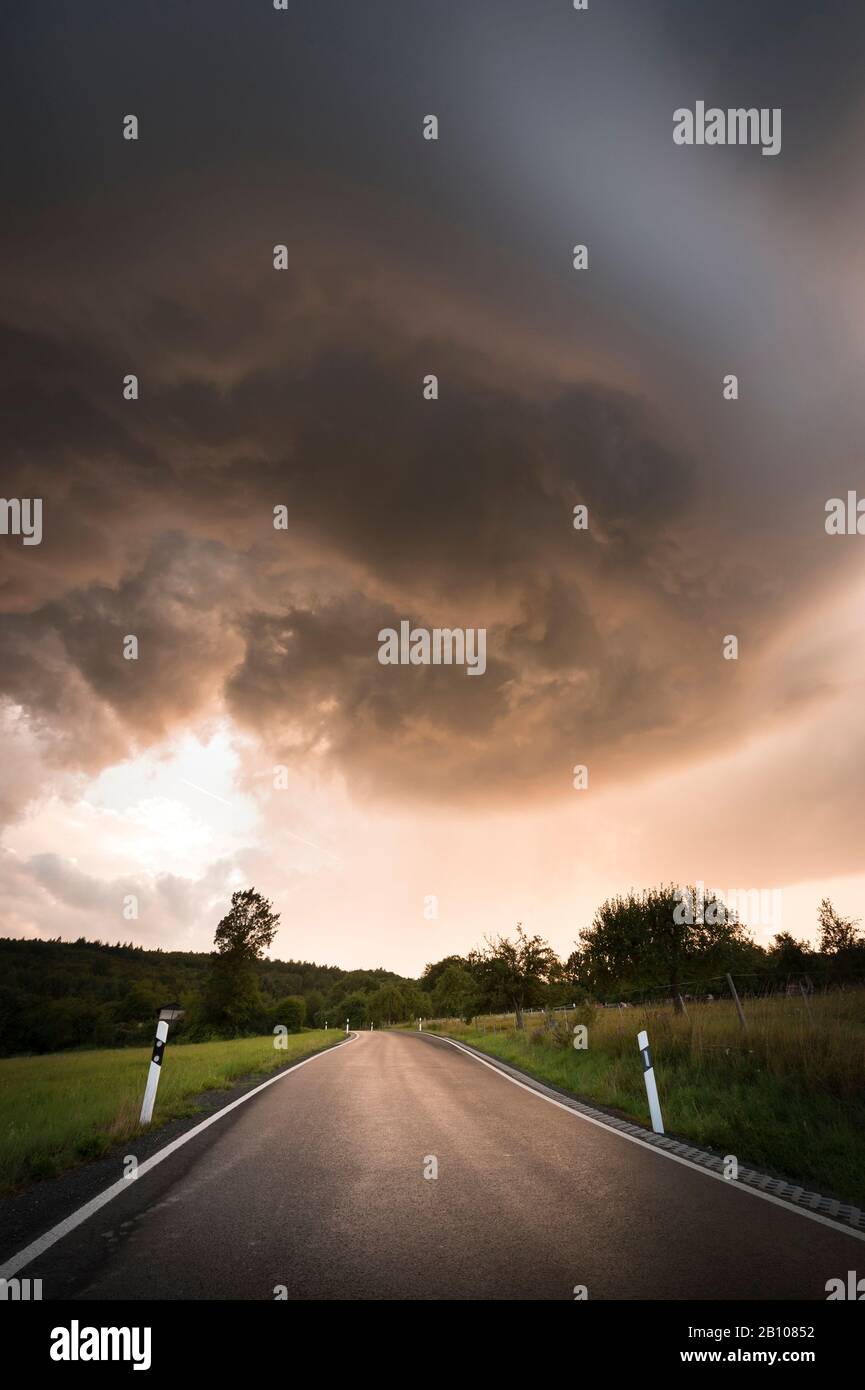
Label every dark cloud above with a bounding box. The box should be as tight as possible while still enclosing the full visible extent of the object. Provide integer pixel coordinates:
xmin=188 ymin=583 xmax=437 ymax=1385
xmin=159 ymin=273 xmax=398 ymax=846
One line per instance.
xmin=1 ymin=0 xmax=862 ymax=829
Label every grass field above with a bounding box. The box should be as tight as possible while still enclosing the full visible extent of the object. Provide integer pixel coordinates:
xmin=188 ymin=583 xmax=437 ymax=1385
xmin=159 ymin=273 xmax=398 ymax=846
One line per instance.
xmin=420 ymin=991 xmax=865 ymax=1206
xmin=0 ymin=1030 xmax=341 ymax=1196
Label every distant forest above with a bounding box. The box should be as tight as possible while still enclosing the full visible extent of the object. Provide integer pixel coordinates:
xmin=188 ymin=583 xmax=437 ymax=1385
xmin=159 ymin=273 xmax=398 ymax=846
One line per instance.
xmin=0 ymin=936 xmax=419 ymax=1056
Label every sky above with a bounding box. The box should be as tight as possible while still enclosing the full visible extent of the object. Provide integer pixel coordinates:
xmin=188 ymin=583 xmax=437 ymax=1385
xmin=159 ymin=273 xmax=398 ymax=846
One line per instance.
xmin=2 ymin=1 xmax=865 ymax=975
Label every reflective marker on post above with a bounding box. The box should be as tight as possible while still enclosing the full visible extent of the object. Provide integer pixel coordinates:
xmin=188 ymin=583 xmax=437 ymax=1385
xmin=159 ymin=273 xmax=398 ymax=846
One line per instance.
xmin=140 ymin=1021 xmax=168 ymax=1126
xmin=139 ymin=1004 xmax=184 ymax=1127
xmin=637 ymin=1028 xmax=664 ymax=1134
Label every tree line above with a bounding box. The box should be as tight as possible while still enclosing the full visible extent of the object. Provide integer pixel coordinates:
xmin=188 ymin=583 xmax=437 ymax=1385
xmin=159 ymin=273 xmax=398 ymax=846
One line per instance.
xmin=1 ymin=885 xmax=862 ymax=1054
xmin=422 ymin=891 xmax=865 ymax=1024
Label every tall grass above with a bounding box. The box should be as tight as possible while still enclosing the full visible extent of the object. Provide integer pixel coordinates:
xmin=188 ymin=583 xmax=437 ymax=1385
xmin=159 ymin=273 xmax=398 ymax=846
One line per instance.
xmin=0 ymin=1030 xmax=340 ymax=1196
xmin=424 ymin=991 xmax=865 ymax=1204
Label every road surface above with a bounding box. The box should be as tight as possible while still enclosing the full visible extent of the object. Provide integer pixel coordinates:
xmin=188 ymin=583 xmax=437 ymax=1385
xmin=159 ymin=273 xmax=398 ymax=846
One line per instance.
xmin=10 ymin=1030 xmax=863 ymax=1300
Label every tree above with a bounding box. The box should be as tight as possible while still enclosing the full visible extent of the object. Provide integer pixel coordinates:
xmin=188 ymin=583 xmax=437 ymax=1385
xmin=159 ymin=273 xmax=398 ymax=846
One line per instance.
xmin=368 ymin=983 xmax=407 ymax=1026
xmin=818 ymin=898 xmax=861 ymax=954
xmin=202 ymin=954 xmax=265 ymax=1031
xmin=399 ymin=984 xmax=431 ymax=1021
xmin=202 ymin=888 xmax=280 ymax=1032
xmin=123 ymin=979 xmax=163 ymax=1023
xmin=304 ymin=989 xmax=325 ymax=1026
xmin=560 ymin=948 xmax=592 ymax=1001
xmin=471 ymin=925 xmax=557 ymax=1028
xmin=269 ymin=995 xmax=306 ymax=1033
xmin=431 ymin=965 xmax=477 ymax=1021
xmin=213 ymin=888 xmax=280 ymax=959
xmin=768 ymin=931 xmax=811 ymax=975
xmin=419 ymin=955 xmax=471 ymax=994
xmin=329 ymin=992 xmax=369 ymax=1029
xmin=579 ymin=884 xmax=748 ymax=1010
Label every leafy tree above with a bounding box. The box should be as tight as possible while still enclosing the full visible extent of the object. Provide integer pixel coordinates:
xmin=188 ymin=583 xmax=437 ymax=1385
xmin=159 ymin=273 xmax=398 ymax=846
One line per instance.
xmin=203 ymin=888 xmax=280 ymax=1031
xmin=579 ymin=884 xmax=748 ymax=1009
xmin=431 ymin=965 xmax=477 ymax=1021
xmin=123 ymin=980 xmax=163 ymax=1023
xmin=471 ymin=925 xmax=557 ymax=1028
xmin=202 ymin=954 xmax=265 ymax=1032
xmin=328 ymin=970 xmax=384 ymax=1001
xmin=768 ymin=931 xmax=811 ymax=975
xmin=269 ymin=995 xmax=306 ymax=1033
xmin=304 ymin=989 xmax=325 ymax=1026
xmin=560 ymin=948 xmax=592 ymax=1001
xmin=213 ymin=888 xmax=280 ymax=959
xmin=419 ymin=955 xmax=471 ymax=994
xmin=330 ymin=992 xmax=369 ymax=1028
xmin=818 ymin=899 xmax=861 ymax=954
xmin=368 ymin=983 xmax=407 ymax=1026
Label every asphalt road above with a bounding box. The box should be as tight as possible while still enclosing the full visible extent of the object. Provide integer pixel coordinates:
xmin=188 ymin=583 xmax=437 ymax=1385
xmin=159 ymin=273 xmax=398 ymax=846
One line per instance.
xmin=12 ymin=1030 xmax=864 ymax=1300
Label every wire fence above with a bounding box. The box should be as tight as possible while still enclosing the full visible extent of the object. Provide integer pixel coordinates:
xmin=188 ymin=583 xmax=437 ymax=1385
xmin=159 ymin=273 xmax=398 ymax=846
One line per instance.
xmin=414 ymin=974 xmax=865 ymax=1033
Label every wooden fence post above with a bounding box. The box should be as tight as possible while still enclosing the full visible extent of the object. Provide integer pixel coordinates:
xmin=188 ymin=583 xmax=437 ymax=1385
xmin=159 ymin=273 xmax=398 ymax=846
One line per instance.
xmin=726 ymin=973 xmax=747 ymax=1030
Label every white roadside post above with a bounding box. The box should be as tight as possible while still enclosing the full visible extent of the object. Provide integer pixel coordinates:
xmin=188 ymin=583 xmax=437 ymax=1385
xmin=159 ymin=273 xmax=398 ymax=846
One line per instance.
xmin=637 ymin=1028 xmax=664 ymax=1134
xmin=140 ymin=1004 xmax=184 ymax=1126
xmin=345 ymin=1017 xmax=349 ymax=1034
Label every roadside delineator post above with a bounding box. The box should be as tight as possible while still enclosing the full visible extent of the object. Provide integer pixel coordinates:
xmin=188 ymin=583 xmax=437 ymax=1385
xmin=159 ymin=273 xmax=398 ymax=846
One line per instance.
xmin=140 ymin=1004 xmax=185 ymax=1126
xmin=345 ymin=1017 xmax=349 ymax=1034
xmin=637 ymin=1028 xmax=664 ymax=1134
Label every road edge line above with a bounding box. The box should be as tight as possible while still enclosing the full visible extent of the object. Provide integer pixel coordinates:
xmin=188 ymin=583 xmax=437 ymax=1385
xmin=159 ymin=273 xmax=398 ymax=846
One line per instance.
xmin=0 ymin=1032 xmax=360 ymax=1281
xmin=419 ymin=1032 xmax=865 ymax=1244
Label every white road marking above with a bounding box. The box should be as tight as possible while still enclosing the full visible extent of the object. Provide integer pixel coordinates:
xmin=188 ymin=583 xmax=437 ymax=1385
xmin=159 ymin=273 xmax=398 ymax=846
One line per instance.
xmin=426 ymin=1033 xmax=865 ymax=1244
xmin=0 ymin=1033 xmax=360 ymax=1280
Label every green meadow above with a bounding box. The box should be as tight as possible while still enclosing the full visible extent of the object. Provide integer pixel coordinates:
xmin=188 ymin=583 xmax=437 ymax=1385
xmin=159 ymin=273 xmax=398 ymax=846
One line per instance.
xmin=0 ymin=1030 xmax=341 ymax=1196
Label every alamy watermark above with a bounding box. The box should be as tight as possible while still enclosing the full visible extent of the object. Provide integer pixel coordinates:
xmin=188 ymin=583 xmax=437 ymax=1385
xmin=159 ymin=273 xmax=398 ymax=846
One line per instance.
xmin=674 ymin=102 xmax=782 ymax=157
xmin=378 ymin=621 xmax=486 ymax=675
xmin=50 ymin=1322 xmax=151 ymax=1370
xmin=825 ymin=492 xmax=865 ymax=535
xmin=674 ymin=881 xmax=782 ymax=931
xmin=0 ymin=1277 xmax=42 ymax=1300
xmin=0 ymin=497 xmax=42 ymax=545
xmin=826 ymin=1271 xmax=864 ymax=1300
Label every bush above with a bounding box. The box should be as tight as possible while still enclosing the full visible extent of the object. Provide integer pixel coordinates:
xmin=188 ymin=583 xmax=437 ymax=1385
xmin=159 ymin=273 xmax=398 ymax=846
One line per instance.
xmin=269 ymin=996 xmax=306 ymax=1034
xmin=547 ymin=1015 xmax=573 ymax=1049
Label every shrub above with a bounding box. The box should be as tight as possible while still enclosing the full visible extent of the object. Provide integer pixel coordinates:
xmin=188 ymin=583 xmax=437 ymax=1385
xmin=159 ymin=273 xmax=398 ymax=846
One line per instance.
xmin=268 ymin=996 xmax=306 ymax=1034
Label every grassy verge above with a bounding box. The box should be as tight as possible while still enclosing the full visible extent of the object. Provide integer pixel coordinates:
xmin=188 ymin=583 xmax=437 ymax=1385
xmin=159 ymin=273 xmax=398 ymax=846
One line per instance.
xmin=0 ymin=1030 xmax=342 ymax=1196
xmin=423 ymin=992 xmax=865 ymax=1206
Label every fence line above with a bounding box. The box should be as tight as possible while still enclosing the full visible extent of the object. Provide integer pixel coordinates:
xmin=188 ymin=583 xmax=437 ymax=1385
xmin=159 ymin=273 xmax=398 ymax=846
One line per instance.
xmin=414 ymin=978 xmax=864 ymax=1032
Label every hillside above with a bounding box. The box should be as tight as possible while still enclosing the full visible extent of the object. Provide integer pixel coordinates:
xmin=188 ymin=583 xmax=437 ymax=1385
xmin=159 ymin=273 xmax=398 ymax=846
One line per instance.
xmin=0 ymin=936 xmax=418 ymax=1055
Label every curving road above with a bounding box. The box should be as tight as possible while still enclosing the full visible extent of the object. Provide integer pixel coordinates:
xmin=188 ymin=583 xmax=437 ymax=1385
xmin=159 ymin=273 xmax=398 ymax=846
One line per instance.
xmin=9 ymin=1029 xmax=864 ymax=1300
